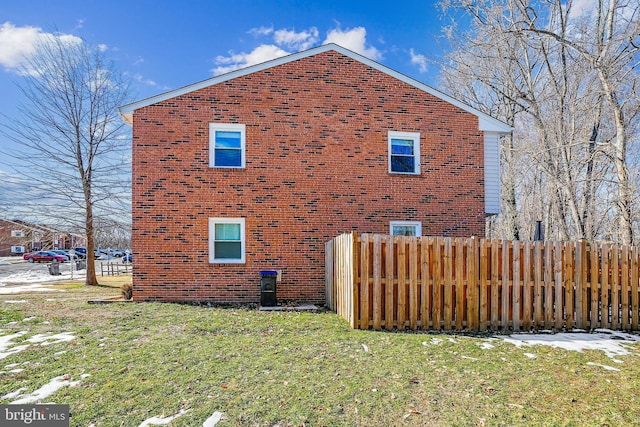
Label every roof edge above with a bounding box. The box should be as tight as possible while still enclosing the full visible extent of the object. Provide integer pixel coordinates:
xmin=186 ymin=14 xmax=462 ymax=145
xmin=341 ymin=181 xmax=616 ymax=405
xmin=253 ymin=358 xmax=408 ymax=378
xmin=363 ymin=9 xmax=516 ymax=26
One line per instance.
xmin=119 ymin=43 xmax=512 ymax=132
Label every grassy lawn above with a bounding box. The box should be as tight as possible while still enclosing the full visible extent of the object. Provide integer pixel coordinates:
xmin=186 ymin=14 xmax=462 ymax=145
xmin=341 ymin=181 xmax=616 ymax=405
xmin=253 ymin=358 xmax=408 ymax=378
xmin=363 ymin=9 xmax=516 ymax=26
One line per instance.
xmin=1 ymin=277 xmax=639 ymax=426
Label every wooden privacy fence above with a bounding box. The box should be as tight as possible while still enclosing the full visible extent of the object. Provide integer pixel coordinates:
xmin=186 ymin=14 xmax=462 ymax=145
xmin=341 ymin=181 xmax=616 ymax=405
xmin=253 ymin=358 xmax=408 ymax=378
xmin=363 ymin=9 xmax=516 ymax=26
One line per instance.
xmin=325 ymin=232 xmax=640 ymax=332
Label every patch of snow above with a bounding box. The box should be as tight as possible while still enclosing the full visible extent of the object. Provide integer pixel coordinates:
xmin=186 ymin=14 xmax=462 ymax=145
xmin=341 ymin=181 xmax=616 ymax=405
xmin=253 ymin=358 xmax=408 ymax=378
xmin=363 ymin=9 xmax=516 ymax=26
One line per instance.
xmin=0 ymin=331 xmax=75 ymax=360
xmin=361 ymin=343 xmax=369 ymax=352
xmin=203 ymin=412 xmax=224 ymax=427
xmin=8 ymin=374 xmax=86 ymax=404
xmin=1 ymin=268 xmax=85 ymax=285
xmin=523 ymin=353 xmax=537 ymax=359
xmin=586 ymin=362 xmax=620 ymax=372
xmin=478 ymin=342 xmax=494 ymax=350
xmin=0 ymin=266 xmax=86 ymax=294
xmin=3 ymin=300 xmax=27 ymax=304
xmin=138 ymin=409 xmax=190 ymax=427
xmin=2 ymin=387 xmax=26 ymax=400
xmin=498 ymin=330 xmax=640 ymax=361
xmin=0 ymin=331 xmax=29 ymax=359
xmin=460 ymin=355 xmax=478 ymax=361
xmin=27 ymin=332 xmax=75 ymax=346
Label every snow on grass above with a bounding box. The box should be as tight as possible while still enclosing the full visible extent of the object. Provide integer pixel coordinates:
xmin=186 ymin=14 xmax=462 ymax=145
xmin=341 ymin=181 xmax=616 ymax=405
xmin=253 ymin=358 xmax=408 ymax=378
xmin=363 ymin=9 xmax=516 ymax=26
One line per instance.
xmin=6 ymin=374 xmax=89 ymax=404
xmin=0 ymin=283 xmax=63 ymax=294
xmin=478 ymin=342 xmax=495 ymax=350
xmin=0 ymin=331 xmax=29 ymax=359
xmin=138 ymin=409 xmax=190 ymax=427
xmin=0 ymin=331 xmax=75 ymax=360
xmin=586 ymin=362 xmax=620 ymax=371
xmin=3 ymin=300 xmax=27 ymax=304
xmin=203 ymin=412 xmax=224 ymax=426
xmin=498 ymin=329 xmax=640 ymax=362
xmin=0 ymin=265 xmax=86 ymax=294
xmin=27 ymin=332 xmax=76 ymax=346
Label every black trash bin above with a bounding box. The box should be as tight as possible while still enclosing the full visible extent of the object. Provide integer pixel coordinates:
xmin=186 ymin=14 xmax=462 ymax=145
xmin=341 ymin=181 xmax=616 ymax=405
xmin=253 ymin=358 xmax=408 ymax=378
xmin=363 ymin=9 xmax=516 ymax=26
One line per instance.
xmin=48 ymin=262 xmax=61 ymax=276
xmin=260 ymin=270 xmax=278 ymax=307
xmin=76 ymin=260 xmax=86 ymax=270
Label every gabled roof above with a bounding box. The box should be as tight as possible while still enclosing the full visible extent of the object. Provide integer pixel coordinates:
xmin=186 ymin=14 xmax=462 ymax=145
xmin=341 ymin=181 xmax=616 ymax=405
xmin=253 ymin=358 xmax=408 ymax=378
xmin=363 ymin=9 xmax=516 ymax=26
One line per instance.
xmin=119 ymin=43 xmax=513 ymax=133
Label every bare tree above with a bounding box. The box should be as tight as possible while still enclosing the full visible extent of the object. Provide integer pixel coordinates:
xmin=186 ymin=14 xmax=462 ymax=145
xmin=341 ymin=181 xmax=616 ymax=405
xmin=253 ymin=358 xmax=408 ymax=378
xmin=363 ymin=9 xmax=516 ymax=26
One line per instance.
xmin=0 ymin=35 xmax=131 ymax=285
xmin=513 ymin=0 xmax=640 ymax=244
xmin=438 ymin=0 xmax=639 ymax=243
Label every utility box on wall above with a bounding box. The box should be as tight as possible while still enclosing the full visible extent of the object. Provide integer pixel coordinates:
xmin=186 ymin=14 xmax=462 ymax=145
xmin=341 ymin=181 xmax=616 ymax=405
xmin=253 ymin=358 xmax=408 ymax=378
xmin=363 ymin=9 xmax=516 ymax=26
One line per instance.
xmin=260 ymin=270 xmax=278 ymax=306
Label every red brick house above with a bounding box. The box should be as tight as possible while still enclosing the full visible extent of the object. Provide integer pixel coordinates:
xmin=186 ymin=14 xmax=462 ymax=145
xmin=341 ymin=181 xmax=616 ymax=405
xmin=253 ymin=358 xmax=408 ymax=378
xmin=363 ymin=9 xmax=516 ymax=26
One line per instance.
xmin=119 ymin=44 xmax=512 ymax=304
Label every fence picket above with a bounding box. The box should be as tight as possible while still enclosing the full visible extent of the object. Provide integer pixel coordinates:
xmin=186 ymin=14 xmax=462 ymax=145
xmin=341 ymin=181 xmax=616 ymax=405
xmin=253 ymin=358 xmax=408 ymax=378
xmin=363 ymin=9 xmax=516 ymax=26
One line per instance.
xmin=479 ymin=239 xmax=489 ymax=331
xmin=397 ymin=236 xmax=407 ymax=330
xmin=467 ymin=237 xmax=479 ymax=330
xmin=385 ymin=234 xmax=395 ymax=330
xmin=373 ymin=234 xmax=382 ymax=330
xmin=502 ymin=240 xmax=510 ymax=330
xmin=409 ymin=237 xmax=419 ymax=330
xmin=455 ymin=238 xmax=465 ymax=330
xmin=420 ymin=237 xmax=431 ymax=329
xmin=622 ymin=245 xmax=630 ymax=330
xmin=611 ymin=245 xmax=620 ymax=330
xmin=554 ymin=241 xmax=564 ymax=330
xmin=590 ymin=242 xmax=600 ymax=328
xmin=491 ymin=240 xmax=500 ymax=329
xmin=433 ymin=238 xmax=443 ymax=330
xmin=512 ymin=241 xmax=521 ymax=331
xmin=632 ymin=246 xmax=639 ymax=330
xmin=602 ymin=244 xmax=611 ymax=328
xmin=533 ymin=241 xmax=543 ymax=328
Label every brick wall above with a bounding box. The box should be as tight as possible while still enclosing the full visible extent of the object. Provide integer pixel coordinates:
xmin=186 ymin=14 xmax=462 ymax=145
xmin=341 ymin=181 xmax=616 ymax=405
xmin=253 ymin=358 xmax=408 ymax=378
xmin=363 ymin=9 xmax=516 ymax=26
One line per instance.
xmin=131 ymin=50 xmax=485 ymax=304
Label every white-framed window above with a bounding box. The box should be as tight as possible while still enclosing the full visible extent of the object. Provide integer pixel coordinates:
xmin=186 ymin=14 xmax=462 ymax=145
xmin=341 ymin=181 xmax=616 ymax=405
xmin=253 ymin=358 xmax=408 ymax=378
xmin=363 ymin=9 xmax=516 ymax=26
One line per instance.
xmin=209 ymin=218 xmax=246 ymax=263
xmin=388 ymin=131 xmax=420 ymax=174
xmin=390 ymin=221 xmax=422 ymax=237
xmin=209 ymin=123 xmax=246 ymax=168
xmin=11 ymin=246 xmax=25 ymax=253
xmin=11 ymin=230 xmax=24 ymax=238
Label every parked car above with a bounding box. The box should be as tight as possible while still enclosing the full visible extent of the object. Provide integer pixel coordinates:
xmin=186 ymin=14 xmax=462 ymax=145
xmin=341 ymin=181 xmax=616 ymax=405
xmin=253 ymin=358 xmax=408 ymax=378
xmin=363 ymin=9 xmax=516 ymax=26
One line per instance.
xmin=122 ymin=253 xmax=132 ymax=263
xmin=51 ymin=250 xmax=72 ymax=261
xmin=23 ymin=251 xmax=68 ymax=263
xmin=73 ymin=248 xmax=87 ymax=259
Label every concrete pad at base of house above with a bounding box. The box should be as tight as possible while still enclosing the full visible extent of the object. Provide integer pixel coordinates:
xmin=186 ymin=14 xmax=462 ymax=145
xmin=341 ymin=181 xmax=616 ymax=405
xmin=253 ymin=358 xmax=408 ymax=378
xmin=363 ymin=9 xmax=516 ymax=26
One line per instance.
xmin=259 ymin=303 xmax=319 ymax=312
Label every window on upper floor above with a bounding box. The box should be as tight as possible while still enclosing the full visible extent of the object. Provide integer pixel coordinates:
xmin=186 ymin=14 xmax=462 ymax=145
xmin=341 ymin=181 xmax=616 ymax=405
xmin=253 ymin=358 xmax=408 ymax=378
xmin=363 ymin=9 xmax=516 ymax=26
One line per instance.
xmin=390 ymin=221 xmax=422 ymax=237
xmin=11 ymin=230 xmax=24 ymax=238
xmin=209 ymin=123 xmax=246 ymax=168
xmin=209 ymin=218 xmax=246 ymax=264
xmin=388 ymin=131 xmax=420 ymax=174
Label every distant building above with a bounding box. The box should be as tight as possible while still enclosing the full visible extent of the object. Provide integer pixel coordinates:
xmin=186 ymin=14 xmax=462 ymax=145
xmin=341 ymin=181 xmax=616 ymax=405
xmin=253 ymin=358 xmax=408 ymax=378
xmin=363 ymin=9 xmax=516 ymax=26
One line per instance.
xmin=0 ymin=218 xmax=86 ymax=256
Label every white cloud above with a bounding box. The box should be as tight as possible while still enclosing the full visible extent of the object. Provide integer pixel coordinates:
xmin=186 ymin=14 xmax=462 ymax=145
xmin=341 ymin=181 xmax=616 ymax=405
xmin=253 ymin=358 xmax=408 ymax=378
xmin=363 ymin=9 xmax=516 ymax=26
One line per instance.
xmin=274 ymin=27 xmax=319 ymax=50
xmin=0 ymin=22 xmax=42 ymax=69
xmin=248 ymin=26 xmax=274 ymax=37
xmin=133 ymin=73 xmax=157 ymax=87
xmin=568 ymin=0 xmax=596 ymax=18
xmin=212 ymin=44 xmax=290 ymax=75
xmin=323 ymin=26 xmax=382 ymax=60
xmin=409 ymin=48 xmax=428 ymax=73
xmin=97 ymin=43 xmax=108 ymax=52
xmin=212 ymin=24 xmax=382 ymax=75
xmin=0 ymin=22 xmax=82 ymax=73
